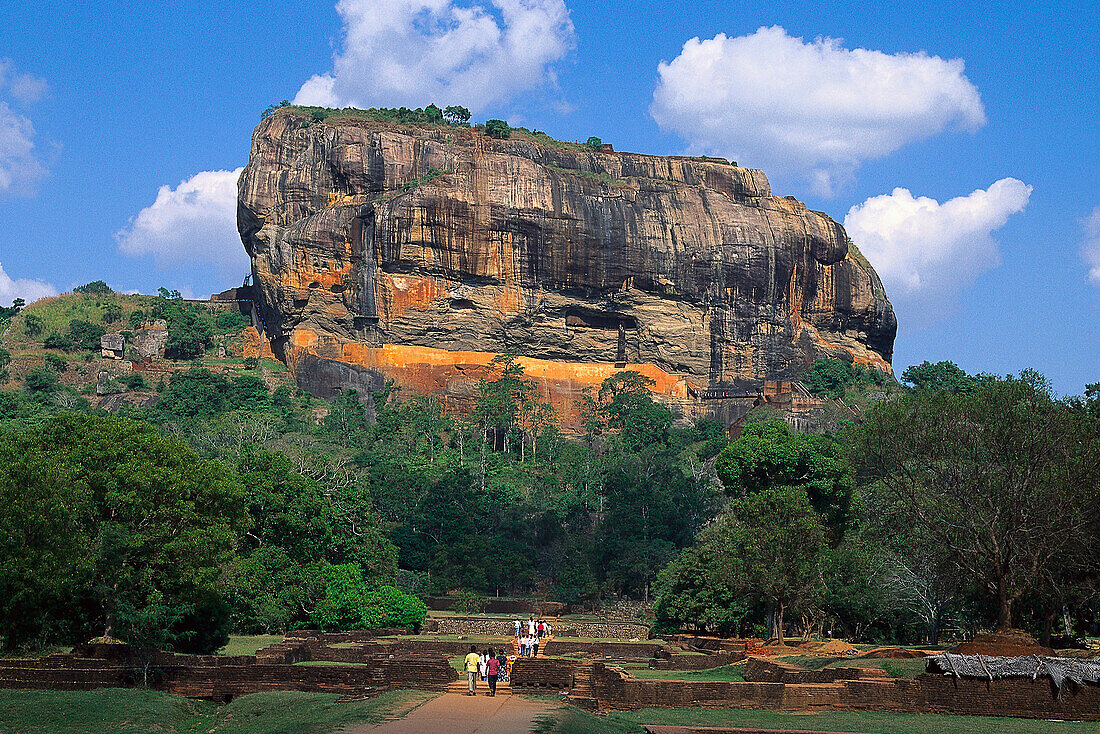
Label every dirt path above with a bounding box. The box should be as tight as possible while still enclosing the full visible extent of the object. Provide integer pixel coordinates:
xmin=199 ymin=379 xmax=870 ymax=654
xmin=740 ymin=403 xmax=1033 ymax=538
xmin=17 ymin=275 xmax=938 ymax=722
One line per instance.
xmin=348 ymin=691 xmax=557 ymax=734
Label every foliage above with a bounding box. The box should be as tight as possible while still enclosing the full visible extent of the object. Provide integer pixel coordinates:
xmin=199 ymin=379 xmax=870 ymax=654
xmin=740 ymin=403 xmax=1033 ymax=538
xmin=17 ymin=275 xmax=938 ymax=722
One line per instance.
xmin=0 ymin=414 xmax=246 ymax=651
xmin=899 ymin=359 xmax=978 ymax=393
xmin=311 ymin=564 xmax=424 ymax=632
xmin=74 ymin=280 xmax=113 ymax=295
xmin=803 ymin=358 xmax=888 ymax=399
xmin=151 ymin=294 xmax=212 ymax=359
xmin=443 ymin=105 xmax=471 ymax=124
xmin=579 ymin=371 xmax=673 ymax=451
xmin=586 ymin=136 xmax=603 ymax=151
xmin=484 ymin=119 xmax=511 ymax=139
xmin=852 ymin=371 xmax=1100 ymax=630
xmin=0 ymin=298 xmax=24 ymax=322
xmin=453 ymin=589 xmax=487 ymax=614
xmin=44 ymin=318 xmax=106 ymax=352
xmin=714 ymin=420 xmax=857 ymax=536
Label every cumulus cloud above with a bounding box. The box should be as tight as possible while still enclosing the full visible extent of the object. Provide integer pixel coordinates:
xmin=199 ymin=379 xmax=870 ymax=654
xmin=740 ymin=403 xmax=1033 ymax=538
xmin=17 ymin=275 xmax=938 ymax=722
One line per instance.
xmin=0 ymin=261 xmax=56 ymax=306
xmin=651 ymin=26 xmax=985 ymax=195
xmin=844 ymin=178 xmax=1031 ymax=324
xmin=294 ymin=0 xmax=575 ymax=112
xmin=0 ymin=59 xmax=48 ymax=196
xmin=116 ymin=168 xmax=248 ymax=274
xmin=1082 ymin=207 xmax=1100 ymax=285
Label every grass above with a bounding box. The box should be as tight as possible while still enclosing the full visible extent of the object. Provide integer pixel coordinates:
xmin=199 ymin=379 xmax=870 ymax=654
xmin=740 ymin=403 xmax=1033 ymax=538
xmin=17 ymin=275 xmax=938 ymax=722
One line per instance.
xmin=533 ymin=706 xmax=1100 ymax=734
xmin=627 ymin=664 xmax=745 ymax=682
xmin=771 ymin=655 xmax=929 ymax=680
xmin=217 ymin=635 xmax=283 ymax=656
xmin=0 ymin=688 xmax=436 ymax=734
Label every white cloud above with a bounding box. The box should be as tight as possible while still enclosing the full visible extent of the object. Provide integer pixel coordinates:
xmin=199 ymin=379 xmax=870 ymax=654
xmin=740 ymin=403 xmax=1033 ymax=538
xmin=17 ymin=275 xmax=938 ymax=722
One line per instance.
xmin=844 ymin=178 xmax=1031 ymax=324
xmin=0 ymin=59 xmax=48 ymax=196
xmin=0 ymin=261 xmax=56 ymax=306
xmin=651 ymin=26 xmax=985 ymax=195
xmin=1082 ymin=207 xmax=1100 ymax=285
xmin=116 ymin=168 xmax=248 ymax=274
xmin=294 ymin=0 xmax=575 ymax=113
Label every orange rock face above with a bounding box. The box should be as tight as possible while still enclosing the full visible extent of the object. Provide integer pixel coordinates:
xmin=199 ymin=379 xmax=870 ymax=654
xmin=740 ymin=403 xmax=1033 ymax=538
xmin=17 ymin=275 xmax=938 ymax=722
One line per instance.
xmin=237 ymin=112 xmax=896 ymax=426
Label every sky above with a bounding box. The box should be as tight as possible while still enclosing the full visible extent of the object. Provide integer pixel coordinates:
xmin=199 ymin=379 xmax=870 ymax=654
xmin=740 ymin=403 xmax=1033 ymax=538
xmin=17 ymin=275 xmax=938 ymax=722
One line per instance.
xmin=0 ymin=0 xmax=1097 ymax=396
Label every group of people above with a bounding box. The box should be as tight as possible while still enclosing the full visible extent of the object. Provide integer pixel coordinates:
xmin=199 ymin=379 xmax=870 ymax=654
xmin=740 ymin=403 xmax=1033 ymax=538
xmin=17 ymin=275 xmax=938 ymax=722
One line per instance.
xmin=513 ymin=617 xmax=551 ymax=658
xmin=463 ymin=645 xmax=507 ymax=696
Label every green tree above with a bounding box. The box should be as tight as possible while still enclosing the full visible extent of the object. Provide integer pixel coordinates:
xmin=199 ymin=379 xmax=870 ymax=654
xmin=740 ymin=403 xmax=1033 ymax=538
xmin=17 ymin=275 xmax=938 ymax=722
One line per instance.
xmin=707 ymin=487 xmax=828 ymax=641
xmin=579 ymin=371 xmax=673 ymax=451
xmin=802 ymin=358 xmax=887 ymax=399
xmin=852 ymin=371 xmax=1100 ymax=630
xmin=153 ymin=367 xmax=230 ymax=418
xmin=0 ymin=414 xmax=246 ymax=651
xmin=585 ymin=136 xmax=603 ymax=151
xmin=424 ymin=103 xmax=443 ymax=121
xmin=715 ymin=420 xmax=857 ymax=536
xmin=443 ymin=105 xmax=471 ymax=125
xmin=899 ymin=360 xmax=977 ymax=393
xmin=22 ymin=312 xmax=43 ymax=337
xmin=484 ymin=119 xmax=510 ymax=139
xmin=74 ymin=280 xmax=113 ymax=295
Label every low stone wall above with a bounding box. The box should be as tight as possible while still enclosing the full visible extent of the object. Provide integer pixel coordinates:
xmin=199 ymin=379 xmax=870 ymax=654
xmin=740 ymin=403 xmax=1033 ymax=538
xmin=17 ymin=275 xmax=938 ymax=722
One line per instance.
xmin=0 ymin=643 xmax=456 ymax=701
xmin=551 ymin=640 xmax=665 ymax=659
xmin=650 ymin=652 xmax=742 ymax=671
xmin=743 ymin=657 xmax=886 ymax=684
xmin=510 ymin=658 xmax=578 ymax=689
xmin=585 ymin=662 xmax=1100 ymax=721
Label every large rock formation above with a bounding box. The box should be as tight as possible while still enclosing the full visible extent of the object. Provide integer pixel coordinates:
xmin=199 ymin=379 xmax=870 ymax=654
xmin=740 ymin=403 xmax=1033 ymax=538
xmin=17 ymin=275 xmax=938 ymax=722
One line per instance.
xmin=238 ymin=111 xmax=895 ymax=426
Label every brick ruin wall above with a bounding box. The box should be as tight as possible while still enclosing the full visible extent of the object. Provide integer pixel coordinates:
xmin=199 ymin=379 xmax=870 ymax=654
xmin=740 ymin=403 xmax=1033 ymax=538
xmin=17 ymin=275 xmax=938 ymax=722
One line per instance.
xmin=0 ymin=638 xmax=456 ymax=701
xmin=586 ymin=662 xmax=1100 ymax=721
xmin=427 ymin=616 xmax=650 ymax=640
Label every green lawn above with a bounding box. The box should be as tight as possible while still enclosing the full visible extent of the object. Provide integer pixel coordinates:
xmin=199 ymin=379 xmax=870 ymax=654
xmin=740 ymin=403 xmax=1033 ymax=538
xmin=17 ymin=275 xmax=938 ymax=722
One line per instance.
xmin=217 ymin=635 xmax=284 ymax=656
xmin=0 ymin=688 xmax=436 ymax=734
xmin=773 ymin=654 xmax=929 ymax=679
xmin=533 ymin=706 xmax=1100 ymax=734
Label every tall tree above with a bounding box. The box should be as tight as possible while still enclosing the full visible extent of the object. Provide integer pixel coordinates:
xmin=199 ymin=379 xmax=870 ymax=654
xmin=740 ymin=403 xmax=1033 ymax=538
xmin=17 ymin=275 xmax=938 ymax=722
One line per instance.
xmin=852 ymin=371 xmax=1100 ymax=630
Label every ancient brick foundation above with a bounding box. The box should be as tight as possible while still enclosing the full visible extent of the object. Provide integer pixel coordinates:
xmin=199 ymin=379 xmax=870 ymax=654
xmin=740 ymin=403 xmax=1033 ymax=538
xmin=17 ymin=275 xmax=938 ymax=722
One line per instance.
xmin=585 ymin=662 xmax=1100 ymax=721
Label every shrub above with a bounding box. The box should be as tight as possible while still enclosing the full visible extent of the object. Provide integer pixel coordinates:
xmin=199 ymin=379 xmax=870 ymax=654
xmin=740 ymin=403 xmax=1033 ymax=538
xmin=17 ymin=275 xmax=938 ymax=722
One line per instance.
xmin=74 ymin=280 xmax=113 ymax=295
xmin=242 ymin=357 xmax=259 ymax=370
xmin=42 ymin=353 xmax=67 ymax=373
xmin=101 ymin=305 xmax=122 ymax=324
xmin=22 ymin=313 xmax=43 ymax=337
xmin=585 ymin=136 xmax=603 ymax=151
xmin=129 ymin=310 xmax=145 ymax=328
xmin=121 ymin=372 xmax=149 ymax=391
xmin=484 ymin=119 xmax=510 ymax=139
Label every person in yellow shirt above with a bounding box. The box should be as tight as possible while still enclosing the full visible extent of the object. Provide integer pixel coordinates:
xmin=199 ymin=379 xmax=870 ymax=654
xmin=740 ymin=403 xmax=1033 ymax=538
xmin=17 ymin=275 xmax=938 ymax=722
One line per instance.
xmin=464 ymin=645 xmax=481 ymax=695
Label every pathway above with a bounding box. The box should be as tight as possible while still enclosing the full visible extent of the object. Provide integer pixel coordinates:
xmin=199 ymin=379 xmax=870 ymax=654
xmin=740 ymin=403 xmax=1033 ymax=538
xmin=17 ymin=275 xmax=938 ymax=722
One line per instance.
xmin=348 ymin=691 xmax=557 ymax=734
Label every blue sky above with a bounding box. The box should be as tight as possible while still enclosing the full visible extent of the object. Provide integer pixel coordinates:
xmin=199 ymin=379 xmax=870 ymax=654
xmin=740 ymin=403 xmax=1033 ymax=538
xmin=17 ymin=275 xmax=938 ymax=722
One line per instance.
xmin=1 ymin=0 xmax=1096 ymax=395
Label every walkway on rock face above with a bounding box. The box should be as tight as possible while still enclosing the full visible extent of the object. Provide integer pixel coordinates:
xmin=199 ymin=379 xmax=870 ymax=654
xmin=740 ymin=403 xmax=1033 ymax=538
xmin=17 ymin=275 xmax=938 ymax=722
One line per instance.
xmin=348 ymin=692 xmax=558 ymax=734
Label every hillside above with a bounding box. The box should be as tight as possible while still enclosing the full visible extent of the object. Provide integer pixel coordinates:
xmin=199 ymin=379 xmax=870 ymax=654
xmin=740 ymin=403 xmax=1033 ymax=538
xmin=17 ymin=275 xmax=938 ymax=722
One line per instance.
xmin=0 ymin=287 xmax=292 ymax=408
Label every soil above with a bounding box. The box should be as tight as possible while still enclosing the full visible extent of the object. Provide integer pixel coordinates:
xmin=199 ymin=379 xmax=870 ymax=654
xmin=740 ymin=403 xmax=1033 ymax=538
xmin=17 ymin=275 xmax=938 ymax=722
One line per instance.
xmin=950 ymin=630 xmax=1055 ymax=657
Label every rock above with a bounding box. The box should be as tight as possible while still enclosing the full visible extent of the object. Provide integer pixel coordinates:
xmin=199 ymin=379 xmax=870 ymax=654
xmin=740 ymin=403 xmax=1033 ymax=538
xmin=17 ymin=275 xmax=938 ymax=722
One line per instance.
xmin=100 ymin=333 xmax=125 ymax=359
xmin=238 ymin=112 xmax=896 ymax=426
xmin=133 ymin=321 xmax=168 ymax=360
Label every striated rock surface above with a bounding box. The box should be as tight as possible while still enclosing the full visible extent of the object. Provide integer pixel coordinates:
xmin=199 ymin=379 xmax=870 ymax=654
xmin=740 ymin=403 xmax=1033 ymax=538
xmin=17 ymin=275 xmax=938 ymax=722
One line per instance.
xmin=238 ymin=111 xmax=895 ymax=426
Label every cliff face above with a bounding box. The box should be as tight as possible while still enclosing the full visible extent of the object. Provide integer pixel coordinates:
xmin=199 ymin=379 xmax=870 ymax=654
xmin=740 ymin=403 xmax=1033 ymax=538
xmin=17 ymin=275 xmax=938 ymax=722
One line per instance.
xmin=238 ymin=112 xmax=895 ymax=425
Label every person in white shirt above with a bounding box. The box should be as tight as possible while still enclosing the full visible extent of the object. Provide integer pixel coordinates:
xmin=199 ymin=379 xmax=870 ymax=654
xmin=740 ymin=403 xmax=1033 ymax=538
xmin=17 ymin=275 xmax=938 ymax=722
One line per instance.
xmin=528 ymin=618 xmax=536 ymax=636
xmin=514 ymin=619 xmax=522 ymax=638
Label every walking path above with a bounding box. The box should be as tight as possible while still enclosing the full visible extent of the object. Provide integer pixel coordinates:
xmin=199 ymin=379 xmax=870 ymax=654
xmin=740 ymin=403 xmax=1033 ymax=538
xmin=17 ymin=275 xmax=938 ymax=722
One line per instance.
xmin=349 ymin=691 xmax=557 ymax=734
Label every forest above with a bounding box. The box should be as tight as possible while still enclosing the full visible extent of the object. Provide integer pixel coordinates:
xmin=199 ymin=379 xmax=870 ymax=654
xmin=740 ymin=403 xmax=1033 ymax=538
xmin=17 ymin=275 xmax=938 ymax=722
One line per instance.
xmin=0 ymin=291 xmax=1098 ymax=655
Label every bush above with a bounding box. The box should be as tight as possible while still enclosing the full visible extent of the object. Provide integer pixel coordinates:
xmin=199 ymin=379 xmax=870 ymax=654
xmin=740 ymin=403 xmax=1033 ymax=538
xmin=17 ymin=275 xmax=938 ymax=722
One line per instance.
xmin=74 ymin=280 xmax=113 ymax=295
xmin=585 ymin=136 xmax=603 ymax=151
xmin=43 ymin=333 xmax=76 ymax=351
xmin=23 ymin=313 xmax=43 ymax=337
xmin=42 ymin=353 xmax=67 ymax=373
xmin=101 ymin=305 xmax=122 ymax=324
xmin=484 ymin=119 xmax=510 ymax=139
xmin=242 ymin=357 xmax=259 ymax=370
xmin=802 ymin=358 xmax=888 ymax=399
xmin=121 ymin=372 xmax=149 ymax=391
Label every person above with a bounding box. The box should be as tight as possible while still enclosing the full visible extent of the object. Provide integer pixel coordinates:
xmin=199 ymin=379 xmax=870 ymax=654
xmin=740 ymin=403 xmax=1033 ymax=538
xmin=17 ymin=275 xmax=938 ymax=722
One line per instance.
xmin=513 ymin=618 xmax=522 ymax=638
xmin=545 ymin=621 xmax=552 ymax=637
xmin=532 ymin=635 xmax=539 ymax=657
xmin=537 ymin=619 xmax=544 ymax=638
xmin=464 ymin=645 xmax=481 ymax=695
xmin=521 ymin=635 xmax=530 ymax=657
xmin=486 ymin=647 xmax=500 ymax=696
xmin=528 ymin=617 xmax=536 ymax=637
xmin=480 ymin=649 xmax=488 ymax=681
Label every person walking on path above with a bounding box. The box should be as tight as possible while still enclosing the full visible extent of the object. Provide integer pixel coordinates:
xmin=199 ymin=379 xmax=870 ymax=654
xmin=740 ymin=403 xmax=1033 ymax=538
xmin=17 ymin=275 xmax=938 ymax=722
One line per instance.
xmin=532 ymin=636 xmax=539 ymax=657
xmin=486 ymin=647 xmax=500 ymax=696
xmin=528 ymin=617 xmax=536 ymax=637
xmin=464 ymin=645 xmax=481 ymax=695
xmin=513 ymin=619 xmax=522 ymax=638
